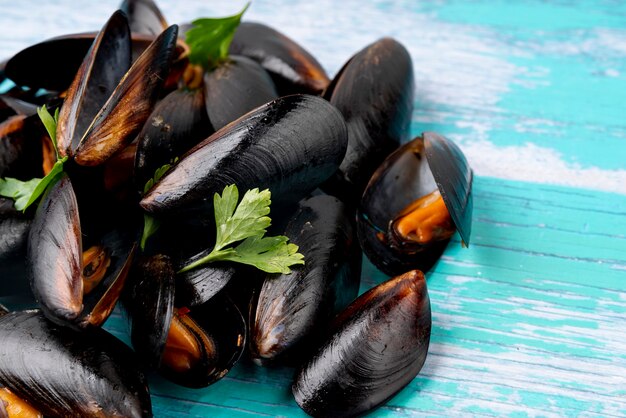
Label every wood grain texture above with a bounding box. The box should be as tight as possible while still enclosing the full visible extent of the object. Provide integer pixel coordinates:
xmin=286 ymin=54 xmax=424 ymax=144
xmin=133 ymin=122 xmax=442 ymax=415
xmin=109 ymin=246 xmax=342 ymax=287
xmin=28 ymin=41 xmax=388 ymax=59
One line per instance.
xmin=97 ymin=177 xmax=626 ymax=417
xmin=1 ymin=0 xmax=625 ymax=416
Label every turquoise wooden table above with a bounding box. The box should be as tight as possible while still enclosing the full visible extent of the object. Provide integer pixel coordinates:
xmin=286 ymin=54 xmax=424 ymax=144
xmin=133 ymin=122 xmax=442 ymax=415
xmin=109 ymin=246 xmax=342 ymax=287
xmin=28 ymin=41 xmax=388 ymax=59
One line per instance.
xmin=1 ymin=0 xmax=625 ymax=416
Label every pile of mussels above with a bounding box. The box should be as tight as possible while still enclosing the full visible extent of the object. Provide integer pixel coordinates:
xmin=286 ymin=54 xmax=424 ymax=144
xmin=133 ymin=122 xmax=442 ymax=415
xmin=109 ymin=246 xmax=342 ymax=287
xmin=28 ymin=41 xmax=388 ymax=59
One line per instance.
xmin=0 ymin=0 xmax=473 ymax=417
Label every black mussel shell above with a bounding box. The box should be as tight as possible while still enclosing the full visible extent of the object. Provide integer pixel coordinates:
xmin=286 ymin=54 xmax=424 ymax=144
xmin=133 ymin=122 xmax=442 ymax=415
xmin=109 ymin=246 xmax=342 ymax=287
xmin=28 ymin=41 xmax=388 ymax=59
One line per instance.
xmin=161 ymin=295 xmax=246 ymax=388
xmin=3 ymin=31 xmax=167 ymax=92
xmin=204 ymin=55 xmax=278 ymax=132
xmin=293 ymin=270 xmax=431 ymax=418
xmin=57 ymin=11 xmax=178 ymax=166
xmin=175 ymin=259 xmax=238 ymax=308
xmin=134 ymin=87 xmax=211 ymax=189
xmin=321 ymin=37 xmax=414 ymax=205
xmin=230 ymin=22 xmax=330 ymax=95
xmin=56 ymin=11 xmax=132 ymax=160
xmin=0 ymin=114 xmax=46 ymax=180
xmin=251 ymin=194 xmax=361 ymax=364
xmin=357 ymin=133 xmax=473 ymax=276
xmin=425 ymin=132 xmax=473 ymax=245
xmin=0 ymin=310 xmax=152 ymax=417
xmin=0 ymin=96 xmax=37 ymax=123
xmin=141 ymin=94 xmax=348 ymax=215
xmin=120 ymin=0 xmax=168 ymax=36
xmin=126 ymin=256 xmax=246 ymax=388
xmin=0 ymin=305 xmax=6 ymax=316
xmin=125 ymin=254 xmax=175 ymax=368
xmin=27 ymin=176 xmax=136 ymax=328
xmin=0 ymin=198 xmax=32 ymax=296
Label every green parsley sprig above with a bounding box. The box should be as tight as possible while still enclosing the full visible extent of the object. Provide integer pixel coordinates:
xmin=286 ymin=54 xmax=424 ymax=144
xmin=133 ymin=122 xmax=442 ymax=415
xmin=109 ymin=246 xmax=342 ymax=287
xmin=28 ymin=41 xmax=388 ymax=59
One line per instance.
xmin=0 ymin=106 xmax=67 ymax=211
xmin=140 ymin=162 xmax=175 ymax=250
xmin=185 ymin=2 xmax=250 ymax=70
xmin=179 ymin=184 xmax=304 ymax=274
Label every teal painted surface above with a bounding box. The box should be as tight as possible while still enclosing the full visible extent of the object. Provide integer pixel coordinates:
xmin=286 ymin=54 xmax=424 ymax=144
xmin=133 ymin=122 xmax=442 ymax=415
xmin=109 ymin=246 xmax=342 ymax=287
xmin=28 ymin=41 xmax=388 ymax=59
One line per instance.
xmin=98 ymin=177 xmax=626 ymax=417
xmin=1 ymin=0 xmax=626 ymax=416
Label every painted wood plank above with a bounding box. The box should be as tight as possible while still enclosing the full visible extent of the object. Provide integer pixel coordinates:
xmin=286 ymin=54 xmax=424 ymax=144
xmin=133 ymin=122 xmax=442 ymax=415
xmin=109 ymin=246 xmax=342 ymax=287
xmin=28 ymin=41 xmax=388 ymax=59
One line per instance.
xmin=96 ymin=177 xmax=626 ymax=417
xmin=1 ymin=0 xmax=626 ymax=417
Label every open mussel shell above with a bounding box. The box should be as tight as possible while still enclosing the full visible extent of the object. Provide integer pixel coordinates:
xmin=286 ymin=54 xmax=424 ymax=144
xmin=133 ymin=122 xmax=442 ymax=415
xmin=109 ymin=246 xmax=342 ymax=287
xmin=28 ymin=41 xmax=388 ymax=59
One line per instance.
xmin=27 ymin=176 xmax=136 ymax=328
xmin=251 ymin=194 xmax=361 ymax=364
xmin=0 ymin=198 xmax=32 ymax=296
xmin=321 ymin=37 xmax=414 ymax=205
xmin=0 ymin=310 xmax=152 ymax=417
xmin=134 ymin=87 xmax=211 ymax=188
xmin=120 ymin=0 xmax=168 ymax=36
xmin=141 ymin=94 xmax=348 ymax=216
xmin=125 ymin=254 xmax=175 ymax=368
xmin=357 ymin=132 xmax=473 ymax=276
xmin=230 ymin=22 xmax=330 ymax=95
xmin=204 ymin=55 xmax=278 ymax=132
xmin=126 ymin=255 xmax=246 ymax=388
xmin=56 ymin=11 xmax=179 ymax=166
xmin=293 ymin=270 xmax=431 ymax=418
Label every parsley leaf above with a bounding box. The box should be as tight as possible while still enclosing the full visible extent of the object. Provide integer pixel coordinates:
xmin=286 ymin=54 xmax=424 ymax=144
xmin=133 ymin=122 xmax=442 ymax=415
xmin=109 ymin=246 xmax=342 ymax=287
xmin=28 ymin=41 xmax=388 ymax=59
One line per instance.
xmin=0 ymin=106 xmax=66 ymax=211
xmin=185 ymin=3 xmax=250 ymax=69
xmin=140 ymin=161 xmax=174 ymax=250
xmin=36 ymin=105 xmax=60 ymax=159
xmin=0 ymin=177 xmax=41 ymax=211
xmin=178 ymin=184 xmax=305 ymax=274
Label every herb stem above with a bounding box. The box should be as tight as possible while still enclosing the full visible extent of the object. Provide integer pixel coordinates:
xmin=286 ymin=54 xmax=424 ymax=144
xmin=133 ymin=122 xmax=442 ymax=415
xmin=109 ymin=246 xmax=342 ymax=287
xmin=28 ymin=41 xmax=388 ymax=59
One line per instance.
xmin=178 ymin=248 xmax=234 ymax=273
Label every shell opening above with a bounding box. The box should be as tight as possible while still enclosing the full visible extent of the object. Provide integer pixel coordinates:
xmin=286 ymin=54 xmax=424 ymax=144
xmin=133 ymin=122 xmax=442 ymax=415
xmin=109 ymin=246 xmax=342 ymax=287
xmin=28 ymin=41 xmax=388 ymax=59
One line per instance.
xmin=0 ymin=387 xmax=43 ymax=418
xmin=82 ymin=245 xmax=111 ymax=295
xmin=390 ymin=190 xmax=455 ymax=247
xmin=161 ymin=309 xmax=216 ymax=374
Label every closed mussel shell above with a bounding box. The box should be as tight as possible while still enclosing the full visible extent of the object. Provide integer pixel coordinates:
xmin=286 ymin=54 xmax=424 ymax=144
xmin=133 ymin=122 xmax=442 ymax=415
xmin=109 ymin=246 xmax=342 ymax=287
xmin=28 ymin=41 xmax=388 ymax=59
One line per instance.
xmin=251 ymin=194 xmax=361 ymax=364
xmin=357 ymin=133 xmax=473 ymax=276
xmin=141 ymin=94 xmax=348 ymax=216
xmin=230 ymin=22 xmax=330 ymax=95
xmin=134 ymin=87 xmax=211 ymax=189
xmin=293 ymin=270 xmax=431 ymax=418
xmin=0 ymin=310 xmax=152 ymax=417
xmin=321 ymin=37 xmax=414 ymax=205
xmin=0 ymin=198 xmax=32 ymax=296
xmin=204 ymin=55 xmax=278 ymax=132
xmin=120 ymin=0 xmax=168 ymax=36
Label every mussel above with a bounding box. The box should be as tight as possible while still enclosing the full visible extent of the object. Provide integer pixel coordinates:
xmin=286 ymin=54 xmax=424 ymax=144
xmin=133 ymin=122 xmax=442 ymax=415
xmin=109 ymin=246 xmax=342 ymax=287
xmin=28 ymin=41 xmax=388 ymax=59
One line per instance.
xmin=0 ymin=310 xmax=152 ymax=417
xmin=250 ymin=194 xmax=361 ymax=364
xmin=56 ymin=11 xmax=178 ymax=166
xmin=0 ymin=386 xmax=42 ymax=418
xmin=27 ymin=176 xmax=136 ymax=328
xmin=293 ymin=270 xmax=431 ymax=418
xmin=203 ymin=55 xmax=278 ymax=132
xmin=125 ymin=255 xmax=246 ymax=388
xmin=121 ymin=0 xmax=168 ymax=36
xmin=0 ymin=198 xmax=32 ymax=296
xmin=141 ymin=94 xmax=348 ymax=215
xmin=134 ymin=87 xmax=211 ymax=189
xmin=357 ymin=132 xmax=473 ymax=275
xmin=230 ymin=22 xmax=330 ymax=95
xmin=321 ymin=37 xmax=414 ymax=204
xmin=0 ymin=114 xmax=46 ymax=180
